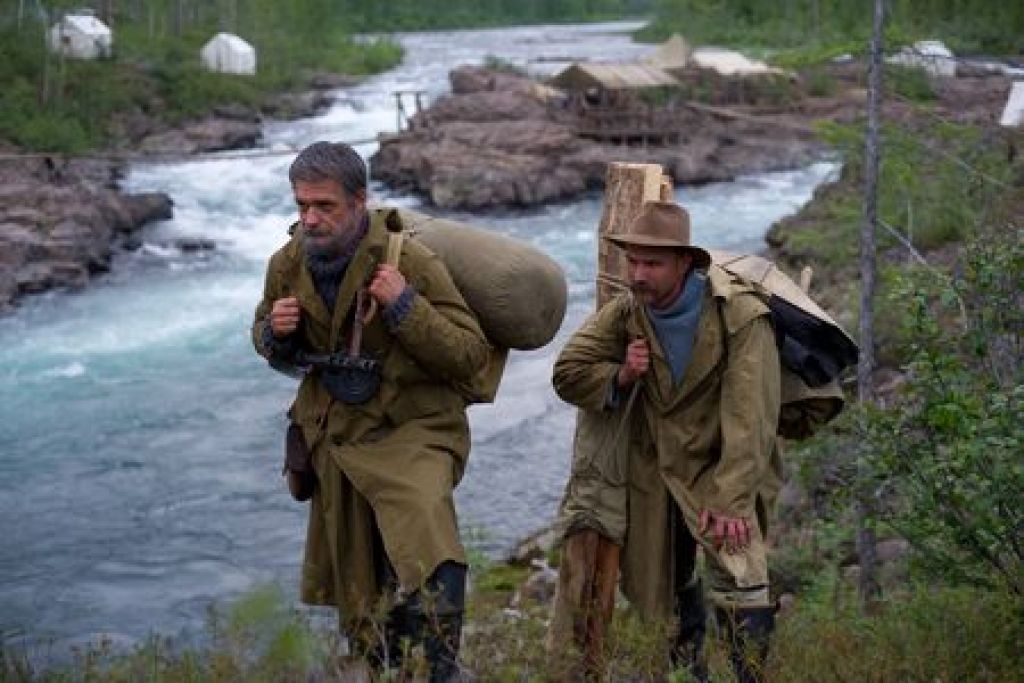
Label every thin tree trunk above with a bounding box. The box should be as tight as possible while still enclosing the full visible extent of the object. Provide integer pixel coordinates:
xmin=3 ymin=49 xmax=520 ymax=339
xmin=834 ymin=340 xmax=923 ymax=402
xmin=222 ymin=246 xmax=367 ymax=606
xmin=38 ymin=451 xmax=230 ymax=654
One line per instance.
xmin=856 ymin=0 xmax=885 ymax=608
xmin=175 ymin=0 xmax=184 ymax=37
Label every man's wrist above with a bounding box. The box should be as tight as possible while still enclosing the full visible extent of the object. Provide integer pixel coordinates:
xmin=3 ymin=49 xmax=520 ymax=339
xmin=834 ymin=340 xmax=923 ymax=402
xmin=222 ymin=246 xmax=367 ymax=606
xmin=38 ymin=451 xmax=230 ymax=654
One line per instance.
xmin=382 ymin=285 xmax=416 ymax=331
xmin=261 ymin=318 xmax=296 ymax=355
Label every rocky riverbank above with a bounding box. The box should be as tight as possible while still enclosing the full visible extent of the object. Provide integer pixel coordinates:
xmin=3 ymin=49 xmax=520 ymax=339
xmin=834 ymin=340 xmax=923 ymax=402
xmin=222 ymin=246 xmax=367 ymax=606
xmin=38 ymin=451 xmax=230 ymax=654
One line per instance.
xmin=0 ymin=74 xmax=359 ymax=313
xmin=370 ymin=65 xmax=849 ymax=210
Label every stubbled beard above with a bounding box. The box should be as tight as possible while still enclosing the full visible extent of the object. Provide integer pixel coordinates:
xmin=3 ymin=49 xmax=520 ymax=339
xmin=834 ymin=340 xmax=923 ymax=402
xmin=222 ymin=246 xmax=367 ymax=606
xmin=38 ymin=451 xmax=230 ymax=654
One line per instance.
xmin=301 ymin=219 xmax=359 ymax=277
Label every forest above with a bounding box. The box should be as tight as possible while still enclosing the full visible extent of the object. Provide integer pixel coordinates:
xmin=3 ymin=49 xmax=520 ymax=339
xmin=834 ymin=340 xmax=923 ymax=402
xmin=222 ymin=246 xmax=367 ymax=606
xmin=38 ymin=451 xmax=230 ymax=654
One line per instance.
xmin=644 ymin=0 xmax=1024 ymax=53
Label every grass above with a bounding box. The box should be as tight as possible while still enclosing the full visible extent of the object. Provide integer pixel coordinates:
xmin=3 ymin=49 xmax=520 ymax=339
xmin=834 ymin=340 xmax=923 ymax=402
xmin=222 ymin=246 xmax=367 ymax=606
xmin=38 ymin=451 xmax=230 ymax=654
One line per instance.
xmin=771 ymin=582 xmax=1024 ymax=682
xmin=5 ymin=567 xmax=1021 ymax=682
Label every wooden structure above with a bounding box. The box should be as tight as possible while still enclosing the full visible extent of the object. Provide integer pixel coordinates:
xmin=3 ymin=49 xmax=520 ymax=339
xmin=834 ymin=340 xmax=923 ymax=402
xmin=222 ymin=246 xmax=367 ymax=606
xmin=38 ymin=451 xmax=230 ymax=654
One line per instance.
xmin=392 ymin=90 xmax=427 ymax=131
xmin=550 ymin=63 xmax=683 ymax=146
xmin=597 ymin=163 xmax=673 ymax=305
xmin=551 ymin=63 xmax=679 ymax=92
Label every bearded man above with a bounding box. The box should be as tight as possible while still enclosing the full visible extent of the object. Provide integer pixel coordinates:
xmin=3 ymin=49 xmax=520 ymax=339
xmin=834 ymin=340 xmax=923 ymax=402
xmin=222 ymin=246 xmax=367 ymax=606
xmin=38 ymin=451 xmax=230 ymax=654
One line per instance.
xmin=253 ymin=141 xmax=492 ymax=681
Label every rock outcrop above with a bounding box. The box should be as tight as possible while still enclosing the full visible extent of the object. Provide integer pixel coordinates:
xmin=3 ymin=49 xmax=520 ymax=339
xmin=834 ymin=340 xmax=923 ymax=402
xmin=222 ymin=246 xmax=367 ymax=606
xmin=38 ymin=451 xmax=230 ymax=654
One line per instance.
xmin=0 ymin=158 xmax=172 ymax=312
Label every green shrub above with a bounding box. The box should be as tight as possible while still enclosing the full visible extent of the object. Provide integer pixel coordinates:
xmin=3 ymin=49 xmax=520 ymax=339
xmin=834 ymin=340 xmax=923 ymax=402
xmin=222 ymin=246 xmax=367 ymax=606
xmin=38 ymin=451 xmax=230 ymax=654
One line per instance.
xmin=867 ymin=228 xmax=1024 ymax=596
xmin=884 ymin=64 xmax=936 ymax=102
xmin=803 ymin=66 xmax=837 ymax=97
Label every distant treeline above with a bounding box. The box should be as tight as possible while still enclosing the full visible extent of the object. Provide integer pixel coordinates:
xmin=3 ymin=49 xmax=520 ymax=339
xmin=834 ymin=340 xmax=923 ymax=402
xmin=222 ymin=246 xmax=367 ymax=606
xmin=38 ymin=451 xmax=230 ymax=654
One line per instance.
xmin=336 ymin=0 xmax=654 ymax=29
xmin=643 ymin=0 xmax=1024 ymax=53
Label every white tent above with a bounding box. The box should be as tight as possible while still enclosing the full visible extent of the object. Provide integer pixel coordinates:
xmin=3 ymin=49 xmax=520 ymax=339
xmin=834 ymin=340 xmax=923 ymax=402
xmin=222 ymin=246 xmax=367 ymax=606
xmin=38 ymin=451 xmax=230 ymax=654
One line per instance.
xmin=200 ymin=33 xmax=256 ymax=76
xmin=888 ymin=40 xmax=957 ymax=78
xmin=48 ymin=13 xmax=112 ymax=60
xmin=1000 ymin=82 xmax=1024 ymax=128
xmin=690 ymin=47 xmax=790 ymax=77
xmin=642 ymin=34 xmax=693 ymax=70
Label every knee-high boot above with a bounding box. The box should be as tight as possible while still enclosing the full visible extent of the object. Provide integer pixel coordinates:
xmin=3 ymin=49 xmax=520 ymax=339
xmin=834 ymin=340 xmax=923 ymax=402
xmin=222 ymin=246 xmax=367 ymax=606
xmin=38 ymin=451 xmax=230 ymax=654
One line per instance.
xmin=670 ymin=579 xmax=708 ymax=682
xmin=402 ymin=560 xmax=467 ymax=683
xmin=715 ymin=605 xmax=776 ymax=683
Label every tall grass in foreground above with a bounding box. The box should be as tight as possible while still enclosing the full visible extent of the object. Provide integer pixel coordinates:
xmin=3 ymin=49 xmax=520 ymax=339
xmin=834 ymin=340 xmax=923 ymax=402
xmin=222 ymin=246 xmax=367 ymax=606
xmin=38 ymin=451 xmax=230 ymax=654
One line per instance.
xmin=3 ymin=575 xmax=1021 ymax=682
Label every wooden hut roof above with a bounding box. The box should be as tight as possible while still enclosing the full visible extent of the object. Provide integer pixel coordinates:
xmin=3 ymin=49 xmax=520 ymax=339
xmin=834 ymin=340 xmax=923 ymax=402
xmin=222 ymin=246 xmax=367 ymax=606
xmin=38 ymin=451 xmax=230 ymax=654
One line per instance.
xmin=549 ymin=63 xmax=679 ymax=91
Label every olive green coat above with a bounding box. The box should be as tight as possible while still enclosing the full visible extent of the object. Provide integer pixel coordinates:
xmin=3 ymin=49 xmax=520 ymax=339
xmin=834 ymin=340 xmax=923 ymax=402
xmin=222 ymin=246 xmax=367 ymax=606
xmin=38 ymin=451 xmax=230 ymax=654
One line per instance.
xmin=552 ymin=265 xmax=782 ymax=620
xmin=252 ymin=208 xmax=492 ymax=619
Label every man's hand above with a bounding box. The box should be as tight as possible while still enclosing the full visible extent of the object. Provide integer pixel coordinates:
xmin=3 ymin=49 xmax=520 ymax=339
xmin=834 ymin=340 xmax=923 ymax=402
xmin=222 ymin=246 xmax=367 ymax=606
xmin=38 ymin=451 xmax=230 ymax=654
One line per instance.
xmin=270 ymin=297 xmax=301 ymax=338
xmin=699 ymin=508 xmax=751 ymax=553
xmin=616 ymin=337 xmax=650 ymax=388
xmin=368 ymin=264 xmax=407 ymax=306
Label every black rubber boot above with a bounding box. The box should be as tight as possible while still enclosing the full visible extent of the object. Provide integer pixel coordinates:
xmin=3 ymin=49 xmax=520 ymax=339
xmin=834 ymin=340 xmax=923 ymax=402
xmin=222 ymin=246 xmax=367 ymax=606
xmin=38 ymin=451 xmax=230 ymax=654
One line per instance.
xmin=404 ymin=560 xmax=467 ymax=683
xmin=670 ymin=580 xmax=709 ymax=682
xmin=715 ymin=605 xmax=776 ymax=683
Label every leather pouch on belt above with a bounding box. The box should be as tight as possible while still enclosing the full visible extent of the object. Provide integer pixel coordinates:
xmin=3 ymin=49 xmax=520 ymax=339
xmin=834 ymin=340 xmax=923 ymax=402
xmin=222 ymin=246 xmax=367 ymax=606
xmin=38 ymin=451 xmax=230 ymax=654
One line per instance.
xmin=284 ymin=422 xmax=316 ymax=502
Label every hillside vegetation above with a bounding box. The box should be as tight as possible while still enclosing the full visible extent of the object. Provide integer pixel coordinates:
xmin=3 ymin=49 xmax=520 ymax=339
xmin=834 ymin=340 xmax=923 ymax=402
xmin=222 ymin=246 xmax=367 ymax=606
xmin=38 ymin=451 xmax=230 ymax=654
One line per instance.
xmin=1 ymin=0 xmax=655 ymax=153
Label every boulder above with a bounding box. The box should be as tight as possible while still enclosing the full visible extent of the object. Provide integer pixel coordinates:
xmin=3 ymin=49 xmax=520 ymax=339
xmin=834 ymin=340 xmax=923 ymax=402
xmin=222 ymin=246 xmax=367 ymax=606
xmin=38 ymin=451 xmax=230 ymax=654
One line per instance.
xmin=121 ymin=192 xmax=174 ymax=227
xmin=308 ymin=72 xmax=362 ymax=90
xmin=138 ymin=118 xmax=261 ymax=155
xmin=261 ymin=91 xmax=335 ymax=121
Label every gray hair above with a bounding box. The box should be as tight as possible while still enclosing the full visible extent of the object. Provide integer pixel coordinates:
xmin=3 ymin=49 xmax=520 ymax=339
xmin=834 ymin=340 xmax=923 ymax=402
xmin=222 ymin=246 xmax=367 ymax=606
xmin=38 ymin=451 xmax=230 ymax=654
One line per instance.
xmin=288 ymin=141 xmax=367 ymax=199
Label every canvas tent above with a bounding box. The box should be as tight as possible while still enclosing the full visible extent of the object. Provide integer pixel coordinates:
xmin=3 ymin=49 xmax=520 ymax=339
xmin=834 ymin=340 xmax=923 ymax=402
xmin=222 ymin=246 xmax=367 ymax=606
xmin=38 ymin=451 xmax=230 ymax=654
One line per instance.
xmin=642 ymin=34 xmax=693 ymax=70
xmin=200 ymin=33 xmax=256 ymax=76
xmin=550 ymin=63 xmax=678 ymax=91
xmin=888 ymin=40 xmax=957 ymax=78
xmin=1000 ymin=82 xmax=1024 ymax=128
xmin=689 ymin=47 xmax=790 ymax=77
xmin=48 ymin=13 xmax=112 ymax=60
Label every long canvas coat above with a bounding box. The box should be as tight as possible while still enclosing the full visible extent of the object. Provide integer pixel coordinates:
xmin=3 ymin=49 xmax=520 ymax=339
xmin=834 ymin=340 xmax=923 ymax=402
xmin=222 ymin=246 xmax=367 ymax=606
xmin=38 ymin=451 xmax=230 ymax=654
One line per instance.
xmin=552 ymin=265 xmax=782 ymax=620
xmin=253 ymin=208 xmax=492 ymax=618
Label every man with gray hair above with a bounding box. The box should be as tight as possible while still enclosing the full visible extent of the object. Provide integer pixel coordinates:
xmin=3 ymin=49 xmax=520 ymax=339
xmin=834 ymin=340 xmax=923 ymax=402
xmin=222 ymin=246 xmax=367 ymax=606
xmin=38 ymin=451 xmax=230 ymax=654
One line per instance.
xmin=253 ymin=141 xmax=492 ymax=680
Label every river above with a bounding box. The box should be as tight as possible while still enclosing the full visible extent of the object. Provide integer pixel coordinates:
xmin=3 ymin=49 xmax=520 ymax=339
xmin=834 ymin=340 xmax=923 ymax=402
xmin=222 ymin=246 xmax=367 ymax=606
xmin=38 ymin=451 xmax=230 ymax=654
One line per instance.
xmin=0 ymin=21 xmax=837 ymax=651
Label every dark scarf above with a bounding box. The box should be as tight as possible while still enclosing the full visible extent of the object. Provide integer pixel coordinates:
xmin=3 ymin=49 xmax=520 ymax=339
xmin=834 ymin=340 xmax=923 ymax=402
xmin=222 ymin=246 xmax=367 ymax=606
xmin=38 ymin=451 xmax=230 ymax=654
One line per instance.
xmin=304 ymin=214 xmax=369 ymax=313
xmin=647 ymin=270 xmax=707 ymax=383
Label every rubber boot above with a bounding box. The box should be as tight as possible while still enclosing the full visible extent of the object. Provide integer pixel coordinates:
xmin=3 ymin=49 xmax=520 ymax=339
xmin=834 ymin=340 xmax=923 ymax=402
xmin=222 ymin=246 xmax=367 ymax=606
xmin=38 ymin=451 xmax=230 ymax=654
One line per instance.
xmin=715 ymin=605 xmax=776 ymax=683
xmin=670 ymin=580 xmax=708 ymax=683
xmin=404 ymin=560 xmax=467 ymax=682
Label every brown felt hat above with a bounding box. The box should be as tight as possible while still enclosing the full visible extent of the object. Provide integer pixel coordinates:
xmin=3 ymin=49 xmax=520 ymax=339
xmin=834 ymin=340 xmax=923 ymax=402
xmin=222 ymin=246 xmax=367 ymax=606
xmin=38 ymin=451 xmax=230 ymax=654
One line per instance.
xmin=606 ymin=201 xmax=711 ymax=268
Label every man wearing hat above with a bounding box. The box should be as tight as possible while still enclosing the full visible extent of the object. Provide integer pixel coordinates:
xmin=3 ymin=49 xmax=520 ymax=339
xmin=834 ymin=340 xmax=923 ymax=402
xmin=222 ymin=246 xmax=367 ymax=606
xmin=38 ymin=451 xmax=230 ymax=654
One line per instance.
xmin=550 ymin=201 xmax=783 ymax=682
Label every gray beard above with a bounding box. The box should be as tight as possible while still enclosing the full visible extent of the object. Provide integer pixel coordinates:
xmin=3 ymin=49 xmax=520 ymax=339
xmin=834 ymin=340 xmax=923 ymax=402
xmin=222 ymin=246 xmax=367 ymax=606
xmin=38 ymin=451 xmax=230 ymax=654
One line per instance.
xmin=304 ymin=250 xmax=349 ymax=280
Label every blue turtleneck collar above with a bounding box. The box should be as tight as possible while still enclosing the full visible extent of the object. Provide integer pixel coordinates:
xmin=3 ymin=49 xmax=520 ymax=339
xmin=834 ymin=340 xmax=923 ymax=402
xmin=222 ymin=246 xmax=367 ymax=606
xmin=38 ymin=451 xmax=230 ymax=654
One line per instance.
xmin=647 ymin=270 xmax=707 ymax=383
